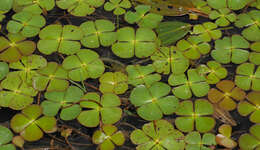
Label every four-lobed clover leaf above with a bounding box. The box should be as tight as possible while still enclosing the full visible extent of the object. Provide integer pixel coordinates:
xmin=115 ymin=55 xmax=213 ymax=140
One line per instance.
xmin=124 ymin=5 xmax=163 ymax=29
xmin=0 ymin=33 xmax=36 ymax=62
xmin=235 ymin=10 xmax=260 ymax=41
xmin=239 ymin=124 xmax=260 ymax=150
xmin=41 ymin=86 xmax=84 ymax=120
xmin=209 ymin=8 xmax=236 ymax=27
xmin=185 ymin=131 xmax=216 ymax=150
xmin=9 ymin=54 xmax=47 ymax=85
xmin=93 ymin=124 xmax=125 ymax=150
xmin=175 ymin=99 xmax=215 ymax=133
xmin=112 ymin=27 xmax=158 ymax=58
xmin=176 ymin=36 xmax=211 ymax=60
xmin=37 ymin=24 xmax=83 ymax=55
xmin=211 ymin=35 xmax=250 ymax=64
xmin=80 ymin=20 xmax=117 ymax=48
xmin=235 ymin=63 xmax=260 ymax=91
xmin=7 ymin=11 xmax=46 ymax=37
xmin=15 ymin=0 xmax=55 ymax=14
xmin=77 ymin=92 xmax=122 ymax=127
xmin=207 ymin=0 xmax=250 ymax=10
xmin=0 ymin=125 xmax=16 ymax=150
xmin=192 ymin=22 xmax=222 ymax=42
xmin=197 ymin=61 xmax=228 ymax=84
xmin=32 ymin=62 xmax=69 ymax=92
xmin=104 ymin=0 xmax=131 ymax=15
xmin=130 ymin=82 xmax=179 ymax=121
xmin=237 ymin=91 xmax=260 ymax=123
xmin=168 ymin=69 xmax=210 ymax=99
xmin=208 ymin=80 xmax=246 ymax=111
xmin=10 ymin=105 xmax=57 ymax=142
xmin=130 ymin=119 xmax=185 ymax=150
xmin=56 ymin=0 xmax=104 ymax=16
xmin=99 ymin=71 xmax=128 ymax=94
xmin=0 ymin=73 xmax=37 ymax=110
xmin=151 ymin=46 xmax=190 ymax=75
xmin=62 ymin=49 xmax=105 ymax=81
xmin=126 ymin=64 xmax=161 ymax=87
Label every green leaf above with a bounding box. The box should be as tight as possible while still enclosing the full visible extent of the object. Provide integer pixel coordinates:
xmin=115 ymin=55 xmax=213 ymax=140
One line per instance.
xmin=156 ymin=21 xmax=191 ymax=46
xmin=112 ymin=27 xmax=158 ymax=58
xmin=16 ymin=0 xmax=55 ymax=14
xmin=0 ymin=33 xmax=36 ymax=62
xmin=38 ymin=24 xmax=83 ymax=55
xmin=211 ymin=35 xmax=249 ymax=64
xmin=56 ymin=0 xmax=104 ymax=16
xmin=104 ymin=0 xmax=131 ymax=15
xmin=78 ymin=93 xmax=122 ymax=127
xmin=33 ymin=62 xmax=69 ymax=91
xmin=192 ymin=22 xmax=222 ymax=42
xmin=235 ymin=10 xmax=260 ymax=41
xmin=126 ymin=64 xmax=161 ymax=86
xmin=151 ymin=46 xmax=190 ymax=75
xmin=10 ymin=105 xmax=57 ymax=141
xmin=62 ymin=49 xmax=105 ymax=81
xmin=124 ymin=5 xmax=163 ymax=29
xmin=0 ymin=62 xmax=9 ymax=80
xmin=0 ymin=125 xmax=13 ymax=146
xmin=0 ymin=0 xmax=13 ymax=12
xmin=7 ymin=11 xmax=46 ymax=37
xmin=99 ymin=72 xmax=128 ymax=94
xmin=80 ymin=20 xmax=116 ymax=48
xmin=239 ymin=124 xmax=260 ymax=150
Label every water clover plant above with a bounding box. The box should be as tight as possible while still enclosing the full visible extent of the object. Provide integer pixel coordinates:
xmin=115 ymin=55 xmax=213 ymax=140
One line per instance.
xmin=168 ymin=69 xmax=210 ymax=99
xmin=209 ymin=8 xmax=236 ymax=27
xmin=237 ymin=91 xmax=260 ymax=123
xmin=211 ymin=35 xmax=250 ymax=64
xmin=216 ymin=124 xmax=237 ymax=149
xmin=32 ymin=62 xmax=69 ymax=91
xmin=0 ymin=125 xmax=16 ymax=150
xmin=7 ymin=11 xmax=46 ymax=37
xmin=126 ymin=64 xmax=161 ymax=87
xmin=0 ymin=0 xmax=13 ymax=12
xmin=130 ymin=82 xmax=179 ymax=121
xmin=93 ymin=124 xmax=125 ymax=150
xmin=104 ymin=0 xmax=131 ymax=15
xmin=9 ymin=54 xmax=47 ymax=85
xmin=0 ymin=33 xmax=36 ymax=62
xmin=10 ymin=105 xmax=57 ymax=141
xmin=56 ymin=0 xmax=104 ymax=16
xmin=249 ymin=41 xmax=260 ymax=65
xmin=235 ymin=63 xmax=260 ymax=91
xmin=175 ymin=99 xmax=215 ymax=133
xmin=192 ymin=0 xmax=212 ymax=14
xmin=239 ymin=124 xmax=260 ymax=150
xmin=176 ymin=36 xmax=211 ymax=60
xmin=151 ymin=46 xmax=190 ymax=75
xmin=185 ymin=131 xmax=216 ymax=150
xmin=41 ymin=86 xmax=84 ymax=120
xmin=155 ymin=21 xmax=191 ymax=46
xmin=37 ymin=24 xmax=83 ymax=55
xmin=124 ymin=5 xmax=163 ymax=29
xmin=192 ymin=22 xmax=222 ymax=42
xmin=196 ymin=61 xmax=227 ymax=84
xmin=0 ymin=73 xmax=37 ymax=110
xmin=15 ymin=0 xmax=55 ymax=14
xmin=62 ymin=49 xmax=105 ymax=81
xmin=80 ymin=20 xmax=116 ymax=48
xmin=130 ymin=119 xmax=185 ymax=150
xmin=112 ymin=27 xmax=158 ymax=58
xmin=235 ymin=10 xmax=260 ymax=41
xmin=99 ymin=72 xmax=128 ymax=94
xmin=0 ymin=61 xmax=9 ymax=80
xmin=208 ymin=80 xmax=246 ymax=111
xmin=77 ymin=92 xmax=122 ymax=127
